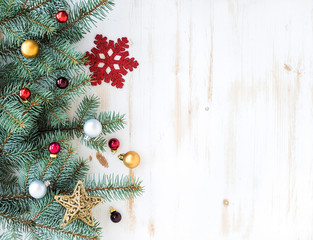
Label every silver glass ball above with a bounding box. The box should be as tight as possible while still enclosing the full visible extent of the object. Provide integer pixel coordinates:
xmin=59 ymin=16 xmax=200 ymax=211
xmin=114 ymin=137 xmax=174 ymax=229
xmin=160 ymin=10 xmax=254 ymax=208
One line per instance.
xmin=29 ymin=180 xmax=47 ymax=199
xmin=83 ymin=119 xmax=102 ymax=138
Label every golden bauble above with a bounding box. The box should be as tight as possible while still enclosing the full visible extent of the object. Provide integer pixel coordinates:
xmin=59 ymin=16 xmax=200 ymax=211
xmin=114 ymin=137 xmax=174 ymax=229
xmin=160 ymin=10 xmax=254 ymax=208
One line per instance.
xmin=119 ymin=151 xmax=141 ymax=169
xmin=21 ymin=40 xmax=39 ymax=58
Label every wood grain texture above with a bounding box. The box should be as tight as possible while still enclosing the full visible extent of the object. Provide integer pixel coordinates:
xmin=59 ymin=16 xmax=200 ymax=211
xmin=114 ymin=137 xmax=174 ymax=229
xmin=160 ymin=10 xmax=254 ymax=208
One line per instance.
xmin=77 ymin=0 xmax=313 ymax=239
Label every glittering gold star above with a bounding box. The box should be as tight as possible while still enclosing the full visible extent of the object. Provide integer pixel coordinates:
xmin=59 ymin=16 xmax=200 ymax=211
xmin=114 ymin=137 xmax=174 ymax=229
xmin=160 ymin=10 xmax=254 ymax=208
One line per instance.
xmin=55 ymin=180 xmax=104 ymax=228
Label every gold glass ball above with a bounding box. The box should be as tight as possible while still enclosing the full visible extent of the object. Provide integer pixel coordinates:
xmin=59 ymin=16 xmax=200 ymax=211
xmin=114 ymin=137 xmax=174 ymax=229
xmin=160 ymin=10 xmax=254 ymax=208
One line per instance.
xmin=21 ymin=40 xmax=39 ymax=58
xmin=122 ymin=151 xmax=140 ymax=169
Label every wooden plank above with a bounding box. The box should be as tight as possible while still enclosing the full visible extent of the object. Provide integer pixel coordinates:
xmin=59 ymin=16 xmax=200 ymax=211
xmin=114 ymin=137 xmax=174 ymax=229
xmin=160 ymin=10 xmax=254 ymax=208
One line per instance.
xmin=76 ymin=0 xmax=313 ymax=239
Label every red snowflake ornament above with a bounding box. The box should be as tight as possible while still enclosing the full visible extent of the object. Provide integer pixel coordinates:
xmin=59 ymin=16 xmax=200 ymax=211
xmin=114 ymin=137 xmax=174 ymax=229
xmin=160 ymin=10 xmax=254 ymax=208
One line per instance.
xmin=85 ymin=35 xmax=139 ymax=88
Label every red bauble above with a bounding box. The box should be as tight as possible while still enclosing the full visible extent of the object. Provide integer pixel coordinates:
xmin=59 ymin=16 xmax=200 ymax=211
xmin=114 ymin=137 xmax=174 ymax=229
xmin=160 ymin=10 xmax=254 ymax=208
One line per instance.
xmin=19 ymin=88 xmax=31 ymax=101
xmin=108 ymin=138 xmax=120 ymax=152
xmin=56 ymin=11 xmax=68 ymax=23
xmin=49 ymin=142 xmax=60 ymax=157
xmin=56 ymin=77 xmax=69 ymax=89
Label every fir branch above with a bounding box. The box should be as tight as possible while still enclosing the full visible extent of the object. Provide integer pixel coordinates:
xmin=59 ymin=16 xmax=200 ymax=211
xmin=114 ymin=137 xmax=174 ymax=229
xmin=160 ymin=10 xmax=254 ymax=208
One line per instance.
xmin=0 ymin=103 xmax=25 ymax=129
xmin=57 ymin=0 xmax=109 ymax=36
xmin=77 ymin=128 xmax=103 ymax=148
xmin=22 ymin=99 xmax=40 ymax=116
xmin=39 ymin=109 xmax=125 ymax=136
xmin=27 ymin=0 xmax=51 ymax=12
xmin=80 ymin=184 xmax=142 ymax=194
xmin=14 ymin=52 xmax=32 ymax=75
xmin=0 ymin=131 xmax=12 ymax=153
xmin=0 ymin=138 xmax=67 ymax=157
xmin=0 ymin=194 xmax=31 ymax=200
xmin=37 ymin=108 xmax=125 ymax=151
xmin=0 ymin=212 xmax=99 ymax=240
xmin=38 ymin=126 xmax=78 ymax=133
xmin=23 ymin=161 xmax=32 ymax=193
xmin=54 ymin=0 xmax=114 ymax=43
xmin=32 ymin=93 xmax=51 ymax=103
xmin=71 ymin=162 xmax=85 ymax=178
xmin=38 ymin=55 xmax=51 ymax=71
xmin=0 ymin=92 xmax=18 ymax=99
xmin=0 ymin=184 xmax=142 ymax=201
xmin=51 ymin=148 xmax=73 ymax=189
xmin=0 ymin=46 xmax=18 ymax=55
xmin=0 ymin=172 xmax=143 ymax=202
xmin=47 ymin=107 xmax=62 ymax=122
xmin=29 ymin=227 xmax=40 ymax=240
xmin=28 ymin=68 xmax=65 ymax=85
xmin=0 ymin=0 xmax=144 ymax=238
xmin=0 ymin=0 xmax=52 ymax=24
xmin=45 ymin=42 xmax=78 ymax=64
xmin=6 ymin=0 xmax=16 ymax=17
xmin=41 ymin=159 xmax=52 ymax=180
xmin=25 ymin=15 xmax=53 ymax=32
xmin=53 ymin=78 xmax=92 ymax=101
xmin=2 ymin=23 xmax=22 ymax=40
xmin=99 ymin=111 xmax=126 ymax=134
xmin=78 ymin=98 xmax=95 ymax=125
xmin=31 ymin=197 xmax=55 ymax=221
xmin=11 ymin=221 xmax=15 ymax=239
xmin=22 ymin=0 xmax=28 ymax=9
xmin=0 ymin=180 xmax=14 ymax=185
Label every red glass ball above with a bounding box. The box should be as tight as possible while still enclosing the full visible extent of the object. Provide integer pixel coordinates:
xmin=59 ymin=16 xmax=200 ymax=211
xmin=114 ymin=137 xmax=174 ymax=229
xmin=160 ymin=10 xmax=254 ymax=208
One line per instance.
xmin=49 ymin=142 xmax=60 ymax=154
xmin=56 ymin=11 xmax=68 ymax=23
xmin=56 ymin=77 xmax=69 ymax=89
xmin=108 ymin=138 xmax=120 ymax=151
xmin=19 ymin=88 xmax=31 ymax=100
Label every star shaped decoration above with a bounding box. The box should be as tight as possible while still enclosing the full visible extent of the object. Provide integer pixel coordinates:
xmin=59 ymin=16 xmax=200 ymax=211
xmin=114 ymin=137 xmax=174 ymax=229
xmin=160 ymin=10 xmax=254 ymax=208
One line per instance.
xmin=54 ymin=180 xmax=104 ymax=228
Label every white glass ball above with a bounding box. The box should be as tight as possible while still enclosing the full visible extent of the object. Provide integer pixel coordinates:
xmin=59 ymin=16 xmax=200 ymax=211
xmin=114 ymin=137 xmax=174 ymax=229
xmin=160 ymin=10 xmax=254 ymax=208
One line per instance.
xmin=83 ymin=119 xmax=102 ymax=138
xmin=29 ymin=180 xmax=47 ymax=199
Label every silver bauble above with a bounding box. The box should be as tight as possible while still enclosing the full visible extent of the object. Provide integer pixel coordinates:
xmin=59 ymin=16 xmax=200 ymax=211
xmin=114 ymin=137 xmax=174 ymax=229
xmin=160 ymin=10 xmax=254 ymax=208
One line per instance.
xmin=29 ymin=180 xmax=47 ymax=199
xmin=83 ymin=119 xmax=102 ymax=138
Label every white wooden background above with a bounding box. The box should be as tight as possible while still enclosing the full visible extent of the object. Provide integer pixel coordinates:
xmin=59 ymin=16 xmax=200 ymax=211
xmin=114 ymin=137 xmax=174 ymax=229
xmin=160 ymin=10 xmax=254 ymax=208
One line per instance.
xmin=73 ymin=0 xmax=313 ymax=239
